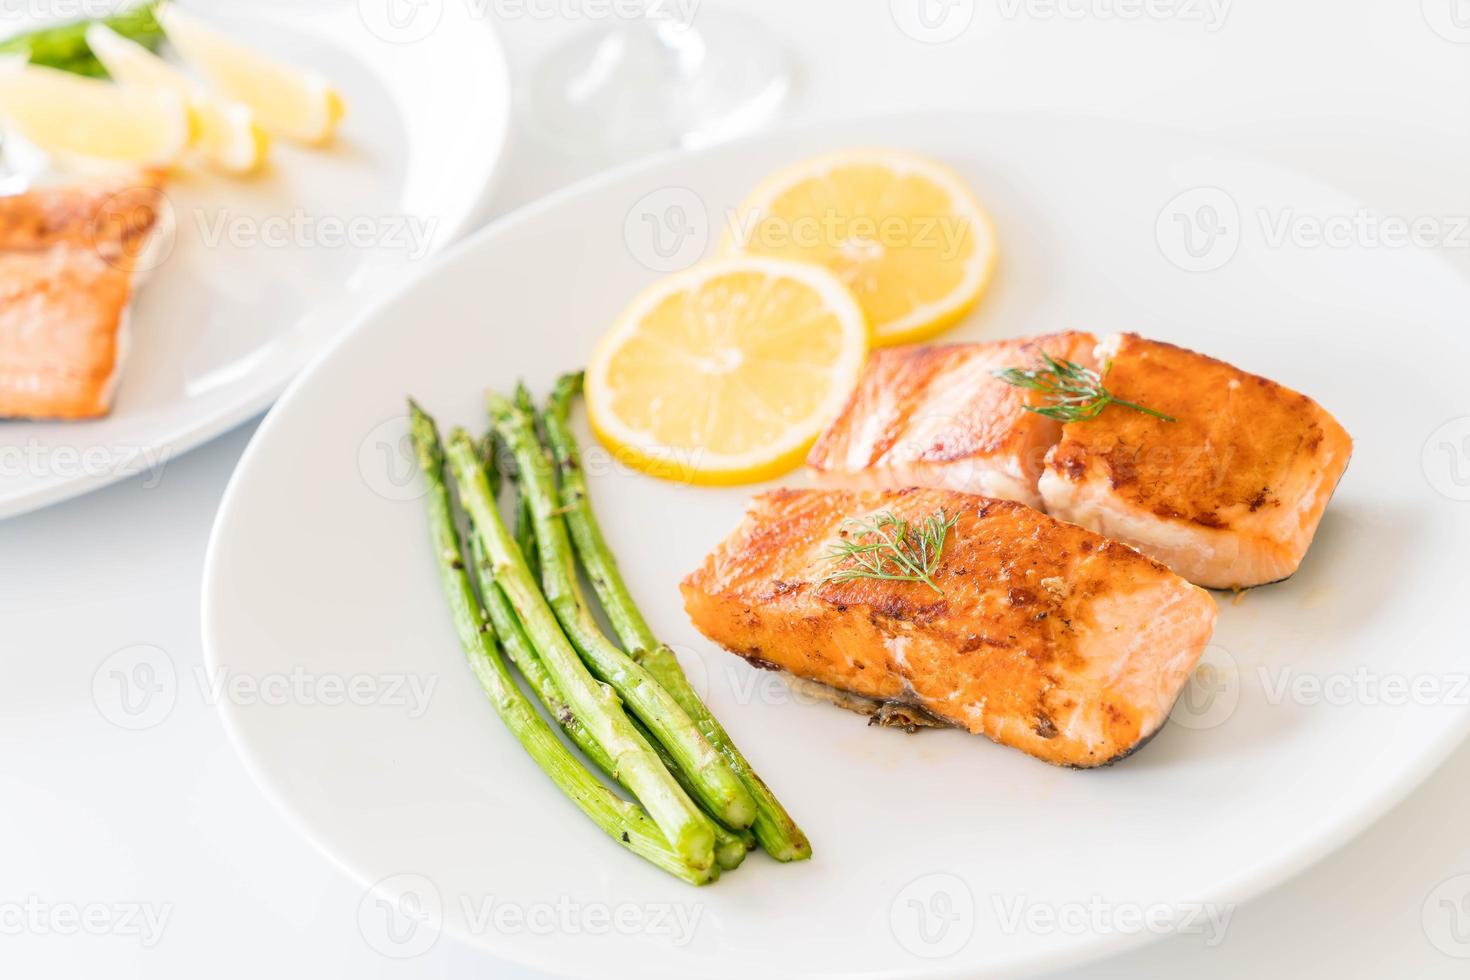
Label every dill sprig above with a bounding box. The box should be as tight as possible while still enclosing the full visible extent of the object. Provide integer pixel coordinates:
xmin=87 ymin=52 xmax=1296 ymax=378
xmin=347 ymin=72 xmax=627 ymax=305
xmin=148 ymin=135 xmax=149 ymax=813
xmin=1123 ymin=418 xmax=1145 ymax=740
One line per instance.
xmin=819 ymin=508 xmax=959 ymax=596
xmin=992 ymin=351 xmax=1175 ymax=423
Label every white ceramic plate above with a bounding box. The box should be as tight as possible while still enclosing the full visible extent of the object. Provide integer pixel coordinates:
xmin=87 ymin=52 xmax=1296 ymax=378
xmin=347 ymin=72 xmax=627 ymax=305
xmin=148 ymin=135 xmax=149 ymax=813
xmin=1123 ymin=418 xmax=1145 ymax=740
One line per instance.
xmin=202 ymin=114 xmax=1470 ymax=979
xmin=0 ymin=0 xmax=510 ymax=518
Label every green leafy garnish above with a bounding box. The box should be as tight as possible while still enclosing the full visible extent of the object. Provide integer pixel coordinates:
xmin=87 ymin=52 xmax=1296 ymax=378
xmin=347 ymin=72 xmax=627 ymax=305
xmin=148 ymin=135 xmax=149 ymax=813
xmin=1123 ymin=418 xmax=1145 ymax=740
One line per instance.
xmin=992 ymin=351 xmax=1175 ymax=423
xmin=0 ymin=1 xmax=163 ymax=79
xmin=820 ymin=508 xmax=959 ymax=596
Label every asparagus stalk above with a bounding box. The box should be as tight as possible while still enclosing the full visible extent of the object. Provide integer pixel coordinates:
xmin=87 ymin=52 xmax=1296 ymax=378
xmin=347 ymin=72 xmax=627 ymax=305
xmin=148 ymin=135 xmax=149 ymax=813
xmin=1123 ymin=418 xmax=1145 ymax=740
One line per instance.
xmin=477 ymin=508 xmax=751 ymax=873
xmin=514 ymin=482 xmax=539 ymax=574
xmin=480 ymin=432 xmax=500 ymax=493
xmin=508 ymin=397 xmax=542 ymax=575
xmin=443 ymin=426 xmax=716 ymax=873
xmin=467 ymin=532 xmax=618 ymax=778
xmin=628 ymin=713 xmax=754 ymax=871
xmin=479 ymin=539 xmax=750 ymax=870
xmin=477 ymin=526 xmax=749 ymax=865
xmin=487 ymin=455 xmax=605 ymax=766
xmin=490 ymin=390 xmax=757 ymax=832
xmin=546 ymin=373 xmax=813 ymax=861
xmin=407 ymin=403 xmax=708 ymax=885
xmin=480 ymin=428 xmax=539 ymax=574
xmin=495 ymin=448 xmax=752 ymax=871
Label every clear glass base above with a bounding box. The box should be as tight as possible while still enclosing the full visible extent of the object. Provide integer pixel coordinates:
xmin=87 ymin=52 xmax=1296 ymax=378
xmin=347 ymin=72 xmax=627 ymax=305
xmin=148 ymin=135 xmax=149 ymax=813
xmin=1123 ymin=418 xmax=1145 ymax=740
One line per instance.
xmin=527 ymin=12 xmax=792 ymax=156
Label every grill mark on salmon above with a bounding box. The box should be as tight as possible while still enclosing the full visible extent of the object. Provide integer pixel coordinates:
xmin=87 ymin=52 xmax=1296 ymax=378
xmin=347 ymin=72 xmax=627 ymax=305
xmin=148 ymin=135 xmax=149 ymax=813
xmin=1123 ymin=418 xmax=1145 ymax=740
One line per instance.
xmin=681 ymin=488 xmax=1218 ymax=768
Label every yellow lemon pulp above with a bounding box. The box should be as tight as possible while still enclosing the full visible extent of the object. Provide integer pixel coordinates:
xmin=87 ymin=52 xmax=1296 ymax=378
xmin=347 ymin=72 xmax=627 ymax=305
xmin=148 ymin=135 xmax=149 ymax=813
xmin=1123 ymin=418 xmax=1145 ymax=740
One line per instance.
xmin=86 ymin=23 xmax=269 ymax=174
xmin=0 ymin=61 xmax=190 ymax=164
xmin=158 ymin=4 xmax=343 ymax=145
xmin=586 ymin=257 xmax=869 ymax=485
xmin=730 ymin=148 xmax=996 ymax=345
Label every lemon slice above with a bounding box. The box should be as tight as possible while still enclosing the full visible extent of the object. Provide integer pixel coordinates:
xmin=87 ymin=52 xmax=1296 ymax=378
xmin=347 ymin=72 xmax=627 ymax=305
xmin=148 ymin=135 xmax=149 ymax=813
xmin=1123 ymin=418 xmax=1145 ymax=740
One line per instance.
xmin=586 ymin=257 xmax=869 ymax=485
xmin=157 ymin=4 xmax=343 ymax=145
xmin=86 ymin=23 xmax=268 ymax=174
xmin=728 ymin=148 xmax=997 ymax=346
xmin=0 ymin=61 xmax=190 ymax=164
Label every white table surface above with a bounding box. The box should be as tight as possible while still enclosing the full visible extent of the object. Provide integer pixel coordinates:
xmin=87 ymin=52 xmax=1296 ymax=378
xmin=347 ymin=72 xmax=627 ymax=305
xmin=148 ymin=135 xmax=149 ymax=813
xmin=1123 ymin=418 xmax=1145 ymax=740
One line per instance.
xmin=5 ymin=1 xmax=1470 ymax=976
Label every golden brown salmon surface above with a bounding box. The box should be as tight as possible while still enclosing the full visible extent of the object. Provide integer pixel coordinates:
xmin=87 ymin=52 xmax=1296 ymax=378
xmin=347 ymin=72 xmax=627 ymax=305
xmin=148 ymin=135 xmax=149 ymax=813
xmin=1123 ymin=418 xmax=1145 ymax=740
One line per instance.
xmin=0 ymin=174 xmax=166 ymax=420
xmin=1039 ymin=333 xmax=1353 ymax=589
xmin=0 ymin=248 xmax=136 ymax=420
xmin=806 ymin=332 xmax=1097 ymax=509
xmin=681 ymin=488 xmax=1218 ymax=767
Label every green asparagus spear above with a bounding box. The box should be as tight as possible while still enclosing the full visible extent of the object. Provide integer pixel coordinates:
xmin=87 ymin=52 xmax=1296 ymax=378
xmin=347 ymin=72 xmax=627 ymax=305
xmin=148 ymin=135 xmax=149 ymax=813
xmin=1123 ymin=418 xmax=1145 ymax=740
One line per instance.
xmin=480 ymin=431 xmax=500 ymax=494
xmin=514 ymin=477 xmax=539 ymax=574
xmin=407 ymin=402 xmax=708 ymax=885
xmin=0 ymin=1 xmax=163 ymax=78
xmin=490 ymin=390 xmax=757 ymax=832
xmin=476 ymin=501 xmax=750 ymax=872
xmin=507 ymin=398 xmax=541 ymax=574
xmin=627 ymin=714 xmax=753 ymax=871
xmin=475 ymin=491 xmax=627 ymax=782
xmin=470 ymin=452 xmax=620 ymax=781
xmin=546 ymin=373 xmax=813 ymax=861
xmin=467 ymin=532 xmax=618 ymax=778
xmin=496 ymin=447 xmax=752 ymax=871
xmin=443 ymin=426 xmax=716 ymax=873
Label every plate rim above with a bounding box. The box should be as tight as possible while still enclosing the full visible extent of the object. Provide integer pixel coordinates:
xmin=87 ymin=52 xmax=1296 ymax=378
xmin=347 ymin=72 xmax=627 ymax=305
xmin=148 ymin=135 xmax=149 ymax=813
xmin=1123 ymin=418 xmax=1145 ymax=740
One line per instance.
xmin=201 ymin=109 xmax=1470 ymax=979
xmin=0 ymin=4 xmax=513 ymax=521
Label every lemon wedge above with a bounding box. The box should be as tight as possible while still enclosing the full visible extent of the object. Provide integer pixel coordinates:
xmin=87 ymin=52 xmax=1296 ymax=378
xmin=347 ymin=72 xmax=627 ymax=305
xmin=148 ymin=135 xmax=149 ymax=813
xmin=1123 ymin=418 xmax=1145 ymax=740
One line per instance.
xmin=85 ymin=23 xmax=268 ymax=175
xmin=728 ymin=148 xmax=997 ymax=346
xmin=0 ymin=61 xmax=190 ymax=164
xmin=157 ymin=4 xmax=343 ymax=145
xmin=586 ymin=257 xmax=869 ymax=485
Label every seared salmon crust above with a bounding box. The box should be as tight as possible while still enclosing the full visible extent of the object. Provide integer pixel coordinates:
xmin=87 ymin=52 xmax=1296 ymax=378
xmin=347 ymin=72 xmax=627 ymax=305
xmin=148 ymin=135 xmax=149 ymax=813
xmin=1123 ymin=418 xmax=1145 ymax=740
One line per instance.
xmin=681 ymin=488 xmax=1218 ymax=767
xmin=808 ymin=331 xmax=1353 ymax=590
xmin=807 ymin=332 xmax=1096 ymax=510
xmin=0 ymin=173 xmax=166 ymax=420
xmin=1039 ymin=333 xmax=1353 ymax=589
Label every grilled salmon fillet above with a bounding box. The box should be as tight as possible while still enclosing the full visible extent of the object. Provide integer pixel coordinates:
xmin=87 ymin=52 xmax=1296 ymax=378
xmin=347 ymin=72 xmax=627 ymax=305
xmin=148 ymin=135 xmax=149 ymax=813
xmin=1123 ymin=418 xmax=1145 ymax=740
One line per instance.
xmin=681 ymin=488 xmax=1218 ymax=767
xmin=0 ymin=173 xmax=167 ymax=420
xmin=807 ymin=332 xmax=1096 ymax=509
xmin=1039 ymin=333 xmax=1353 ymax=589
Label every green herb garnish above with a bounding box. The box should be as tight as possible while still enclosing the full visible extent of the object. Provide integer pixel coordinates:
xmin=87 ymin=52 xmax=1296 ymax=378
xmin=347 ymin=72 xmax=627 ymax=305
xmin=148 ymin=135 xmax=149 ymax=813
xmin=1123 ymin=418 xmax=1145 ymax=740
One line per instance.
xmin=820 ymin=508 xmax=958 ymax=596
xmin=0 ymin=1 xmax=163 ymax=79
xmin=992 ymin=351 xmax=1175 ymax=423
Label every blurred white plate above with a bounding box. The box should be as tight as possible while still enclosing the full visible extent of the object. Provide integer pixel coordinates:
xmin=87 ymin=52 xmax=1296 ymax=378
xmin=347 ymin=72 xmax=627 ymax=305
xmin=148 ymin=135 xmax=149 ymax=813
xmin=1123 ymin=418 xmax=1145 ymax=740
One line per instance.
xmin=202 ymin=113 xmax=1470 ymax=979
xmin=0 ymin=0 xmax=510 ymax=518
